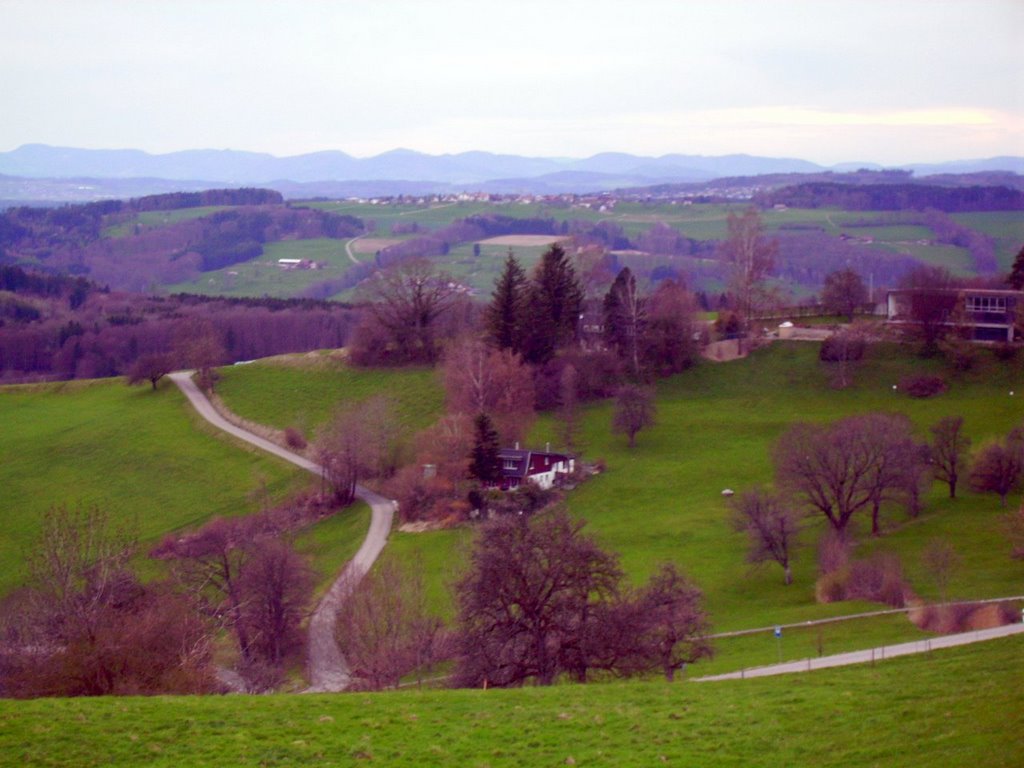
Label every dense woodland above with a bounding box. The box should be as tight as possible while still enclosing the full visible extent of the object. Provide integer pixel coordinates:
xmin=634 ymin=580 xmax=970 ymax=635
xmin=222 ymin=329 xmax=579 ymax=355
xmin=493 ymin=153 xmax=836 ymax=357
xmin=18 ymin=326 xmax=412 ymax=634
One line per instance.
xmin=0 ymin=265 xmax=358 ymax=382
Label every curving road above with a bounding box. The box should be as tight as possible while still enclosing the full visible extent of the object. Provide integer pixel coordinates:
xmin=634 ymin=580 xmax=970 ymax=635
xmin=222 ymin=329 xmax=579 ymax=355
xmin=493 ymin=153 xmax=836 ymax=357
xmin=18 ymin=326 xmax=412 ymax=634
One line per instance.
xmin=169 ymin=371 xmax=395 ymax=692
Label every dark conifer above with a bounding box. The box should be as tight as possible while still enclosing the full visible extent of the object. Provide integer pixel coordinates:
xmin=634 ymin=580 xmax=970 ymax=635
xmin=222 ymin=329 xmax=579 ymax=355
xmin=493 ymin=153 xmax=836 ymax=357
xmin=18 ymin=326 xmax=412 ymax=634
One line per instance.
xmin=523 ymin=243 xmax=583 ymax=364
xmin=469 ymin=413 xmax=503 ymax=484
xmin=486 ymin=251 xmax=528 ymax=353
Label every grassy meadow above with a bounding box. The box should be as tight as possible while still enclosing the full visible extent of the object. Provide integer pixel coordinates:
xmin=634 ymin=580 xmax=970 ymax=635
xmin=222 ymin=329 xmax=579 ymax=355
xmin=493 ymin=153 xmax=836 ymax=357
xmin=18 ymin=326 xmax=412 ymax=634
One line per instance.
xmin=166 ymin=238 xmax=361 ymax=299
xmin=1 ymin=634 xmax=1020 ymax=767
xmin=214 ymin=342 xmax=1024 ymax=656
xmin=0 ymin=376 xmax=370 ymax=594
xmin=214 ymin=353 xmax=444 ymax=434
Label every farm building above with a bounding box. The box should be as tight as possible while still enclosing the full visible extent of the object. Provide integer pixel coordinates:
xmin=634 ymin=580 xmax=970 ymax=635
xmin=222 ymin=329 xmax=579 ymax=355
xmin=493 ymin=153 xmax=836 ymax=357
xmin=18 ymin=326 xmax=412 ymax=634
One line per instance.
xmin=497 ymin=446 xmax=574 ymax=491
xmin=886 ymin=288 xmax=1022 ymax=342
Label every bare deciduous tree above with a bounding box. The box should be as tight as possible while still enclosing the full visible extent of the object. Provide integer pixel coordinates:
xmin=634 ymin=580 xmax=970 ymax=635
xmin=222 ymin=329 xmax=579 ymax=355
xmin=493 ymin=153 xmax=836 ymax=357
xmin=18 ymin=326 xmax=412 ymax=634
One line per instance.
xmin=731 ymin=487 xmax=802 ymax=585
xmin=968 ymin=436 xmax=1023 ymax=507
xmin=316 ymin=401 xmax=387 ymax=506
xmin=775 ymin=413 xmax=923 ymax=535
xmin=558 ymin=363 xmax=582 ymax=453
xmin=453 ymin=510 xmax=711 ymax=687
xmin=821 ymin=267 xmax=869 ymax=322
xmin=361 ymin=259 xmax=461 ymax=364
xmin=1 ymin=505 xmax=214 ymax=697
xmin=127 ymin=352 xmax=174 ymax=390
xmin=718 ymin=208 xmax=778 ymax=335
xmin=612 ymin=384 xmax=656 ymax=449
xmin=236 ymin=539 xmax=313 ymax=671
xmin=335 ymin=559 xmax=449 ymax=691
xmin=921 ymin=538 xmax=960 ymax=603
xmin=454 ymin=509 xmax=621 ymax=687
xmin=441 ymin=338 xmax=535 ymax=444
xmin=929 ymin=415 xmax=971 ymax=499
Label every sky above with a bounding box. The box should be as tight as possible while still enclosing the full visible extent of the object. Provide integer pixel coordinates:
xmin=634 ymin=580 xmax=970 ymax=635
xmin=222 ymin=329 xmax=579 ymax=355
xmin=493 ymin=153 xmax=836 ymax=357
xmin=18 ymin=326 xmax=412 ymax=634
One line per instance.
xmin=1 ymin=0 xmax=1021 ymax=165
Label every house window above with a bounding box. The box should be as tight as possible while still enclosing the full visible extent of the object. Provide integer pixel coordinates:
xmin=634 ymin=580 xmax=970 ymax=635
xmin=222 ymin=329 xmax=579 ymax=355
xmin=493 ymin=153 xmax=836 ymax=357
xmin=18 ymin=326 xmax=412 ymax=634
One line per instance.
xmin=503 ymin=460 xmax=517 ymax=470
xmin=965 ymin=296 xmax=1006 ymax=313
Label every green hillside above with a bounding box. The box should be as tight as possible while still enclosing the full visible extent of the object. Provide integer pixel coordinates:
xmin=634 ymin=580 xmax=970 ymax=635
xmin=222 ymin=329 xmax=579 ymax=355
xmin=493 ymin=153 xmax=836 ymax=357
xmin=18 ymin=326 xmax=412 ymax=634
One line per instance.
xmin=216 ymin=343 xmax=1024 ymax=652
xmin=2 ymin=635 xmax=1020 ymax=767
xmin=0 ymin=378 xmax=364 ymax=594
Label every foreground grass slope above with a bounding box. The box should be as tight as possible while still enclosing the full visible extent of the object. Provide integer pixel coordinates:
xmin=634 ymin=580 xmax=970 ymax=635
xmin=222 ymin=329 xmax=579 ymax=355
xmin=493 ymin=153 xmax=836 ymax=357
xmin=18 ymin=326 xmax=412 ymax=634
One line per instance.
xmin=2 ymin=635 xmax=1020 ymax=767
xmin=0 ymin=378 xmax=367 ymax=594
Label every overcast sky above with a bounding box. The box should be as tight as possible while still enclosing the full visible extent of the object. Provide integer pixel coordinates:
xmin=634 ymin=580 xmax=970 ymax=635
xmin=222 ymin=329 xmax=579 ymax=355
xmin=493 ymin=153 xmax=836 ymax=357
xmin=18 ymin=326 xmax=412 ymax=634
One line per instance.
xmin=1 ymin=0 xmax=1021 ymax=164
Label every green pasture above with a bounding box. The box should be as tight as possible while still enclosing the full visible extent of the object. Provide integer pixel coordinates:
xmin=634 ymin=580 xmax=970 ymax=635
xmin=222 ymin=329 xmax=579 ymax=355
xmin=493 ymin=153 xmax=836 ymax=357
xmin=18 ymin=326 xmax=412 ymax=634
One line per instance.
xmin=548 ymin=342 xmax=1021 ymax=631
xmin=215 ymin=342 xmax=1024 ymax=667
xmin=0 ymin=378 xmax=307 ymax=594
xmin=101 ymin=205 xmax=232 ymax=237
xmin=214 ymin=354 xmax=444 ymax=435
xmin=166 ymin=238 xmax=359 ymax=299
xmin=2 ymin=635 xmax=1020 ymax=767
xmin=869 ymin=241 xmax=974 ymax=274
xmin=951 ymin=211 xmax=1024 ymax=270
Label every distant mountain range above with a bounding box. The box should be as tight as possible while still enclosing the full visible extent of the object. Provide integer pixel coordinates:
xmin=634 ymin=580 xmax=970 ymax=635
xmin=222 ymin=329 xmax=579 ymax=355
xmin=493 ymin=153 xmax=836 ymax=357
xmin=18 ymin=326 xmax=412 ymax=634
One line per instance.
xmin=1 ymin=144 xmax=1022 ymax=201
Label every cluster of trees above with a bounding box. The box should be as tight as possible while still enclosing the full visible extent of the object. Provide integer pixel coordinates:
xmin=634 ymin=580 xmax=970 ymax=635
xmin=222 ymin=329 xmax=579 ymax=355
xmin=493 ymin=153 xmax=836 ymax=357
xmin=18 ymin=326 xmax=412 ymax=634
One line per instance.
xmin=0 ymin=494 xmax=332 ymax=698
xmin=759 ymin=182 xmax=1024 ymax=213
xmin=1 ymin=506 xmax=215 ymax=697
xmin=732 ymin=412 xmax=1024 ymax=589
xmin=334 ymin=509 xmax=711 ymax=690
xmin=0 ymin=270 xmax=359 ymax=383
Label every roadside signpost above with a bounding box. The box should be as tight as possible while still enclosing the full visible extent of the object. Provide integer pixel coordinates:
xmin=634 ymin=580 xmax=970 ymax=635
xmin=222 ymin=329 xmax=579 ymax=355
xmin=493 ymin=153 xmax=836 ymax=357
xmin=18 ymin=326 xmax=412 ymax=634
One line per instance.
xmin=774 ymin=626 xmax=782 ymax=663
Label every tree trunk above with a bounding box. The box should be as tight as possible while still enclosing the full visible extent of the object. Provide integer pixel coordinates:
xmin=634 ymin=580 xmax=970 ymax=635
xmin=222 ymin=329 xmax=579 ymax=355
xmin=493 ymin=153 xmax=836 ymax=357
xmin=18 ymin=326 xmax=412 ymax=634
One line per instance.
xmin=783 ymin=564 xmax=792 ymax=585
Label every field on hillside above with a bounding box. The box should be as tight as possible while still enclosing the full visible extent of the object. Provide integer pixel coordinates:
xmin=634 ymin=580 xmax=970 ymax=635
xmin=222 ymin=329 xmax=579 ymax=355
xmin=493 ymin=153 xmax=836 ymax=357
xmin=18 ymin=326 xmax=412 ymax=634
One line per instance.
xmin=167 ymin=238 xmax=360 ymax=298
xmin=101 ymin=205 xmax=232 ymax=237
xmin=214 ymin=353 xmax=444 ymax=435
xmin=2 ymin=635 xmax=1020 ymax=767
xmin=0 ymin=377 xmax=368 ymax=594
xmin=216 ymin=343 xmax=1024 ymax=653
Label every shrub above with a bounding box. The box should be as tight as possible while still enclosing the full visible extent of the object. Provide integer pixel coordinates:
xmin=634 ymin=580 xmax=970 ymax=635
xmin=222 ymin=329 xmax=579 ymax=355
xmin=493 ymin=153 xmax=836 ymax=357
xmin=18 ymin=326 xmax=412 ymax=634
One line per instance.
xmin=992 ymin=343 xmax=1019 ymax=362
xmin=819 ymin=333 xmax=865 ymax=362
xmin=284 ymin=426 xmax=307 ymax=450
xmin=899 ymin=374 xmax=946 ymax=398
xmin=845 ymin=553 xmax=910 ymax=607
xmin=814 ymin=553 xmax=912 ymax=607
xmin=911 ymin=601 xmax=1018 ymax=634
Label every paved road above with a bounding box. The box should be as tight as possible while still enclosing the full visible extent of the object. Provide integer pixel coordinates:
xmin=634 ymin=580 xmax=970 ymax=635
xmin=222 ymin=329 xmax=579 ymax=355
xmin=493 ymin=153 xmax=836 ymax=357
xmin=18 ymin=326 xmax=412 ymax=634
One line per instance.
xmin=693 ymin=622 xmax=1024 ymax=681
xmin=169 ymin=371 xmax=395 ymax=692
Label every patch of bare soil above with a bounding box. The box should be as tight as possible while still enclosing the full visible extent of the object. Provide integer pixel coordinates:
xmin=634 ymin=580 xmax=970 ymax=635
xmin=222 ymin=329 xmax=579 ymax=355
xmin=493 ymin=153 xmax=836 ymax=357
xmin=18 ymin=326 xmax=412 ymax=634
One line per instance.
xmin=398 ymin=520 xmax=448 ymax=533
xmin=478 ymin=235 xmax=569 ymax=247
xmin=701 ymin=339 xmax=748 ymax=362
xmin=262 ymin=348 xmax=348 ymax=369
xmin=908 ymin=600 xmax=1019 ymax=633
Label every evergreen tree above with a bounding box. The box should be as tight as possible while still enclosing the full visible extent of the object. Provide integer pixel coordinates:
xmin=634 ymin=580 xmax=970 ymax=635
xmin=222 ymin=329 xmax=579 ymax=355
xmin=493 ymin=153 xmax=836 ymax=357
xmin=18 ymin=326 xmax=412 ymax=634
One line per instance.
xmin=469 ymin=413 xmax=503 ymax=484
xmin=486 ymin=251 xmax=529 ymax=353
xmin=1007 ymin=244 xmax=1024 ymax=290
xmin=524 ymin=243 xmax=584 ymax=364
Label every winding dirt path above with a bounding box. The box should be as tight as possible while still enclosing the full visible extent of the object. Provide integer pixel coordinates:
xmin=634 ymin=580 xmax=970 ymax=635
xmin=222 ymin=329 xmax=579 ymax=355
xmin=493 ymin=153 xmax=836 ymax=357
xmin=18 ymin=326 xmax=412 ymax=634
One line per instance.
xmin=168 ymin=371 xmax=395 ymax=692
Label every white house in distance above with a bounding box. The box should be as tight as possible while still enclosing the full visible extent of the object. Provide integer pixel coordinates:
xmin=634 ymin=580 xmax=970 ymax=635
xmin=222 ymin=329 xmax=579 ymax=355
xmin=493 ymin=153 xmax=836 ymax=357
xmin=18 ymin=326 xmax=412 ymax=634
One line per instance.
xmin=497 ymin=446 xmax=574 ymax=491
xmin=886 ymin=287 xmax=1022 ymax=342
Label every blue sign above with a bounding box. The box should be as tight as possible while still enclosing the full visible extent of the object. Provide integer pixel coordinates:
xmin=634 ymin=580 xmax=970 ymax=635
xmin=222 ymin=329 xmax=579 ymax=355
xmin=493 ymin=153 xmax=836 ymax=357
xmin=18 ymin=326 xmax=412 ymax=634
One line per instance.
xmin=774 ymin=626 xmax=782 ymax=638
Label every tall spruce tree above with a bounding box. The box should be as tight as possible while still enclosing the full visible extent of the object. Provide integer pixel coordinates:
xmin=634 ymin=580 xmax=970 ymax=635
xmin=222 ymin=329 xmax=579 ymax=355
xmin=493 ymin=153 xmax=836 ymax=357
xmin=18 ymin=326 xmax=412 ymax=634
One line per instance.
xmin=524 ymin=243 xmax=584 ymax=364
xmin=486 ymin=251 xmax=529 ymax=353
xmin=469 ymin=413 xmax=503 ymax=484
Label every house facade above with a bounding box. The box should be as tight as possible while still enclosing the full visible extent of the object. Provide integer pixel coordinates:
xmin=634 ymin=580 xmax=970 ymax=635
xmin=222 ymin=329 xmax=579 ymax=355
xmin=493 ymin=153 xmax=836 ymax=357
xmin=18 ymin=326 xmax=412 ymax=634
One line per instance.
xmin=886 ymin=288 xmax=1021 ymax=342
xmin=497 ymin=447 xmax=574 ymax=491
